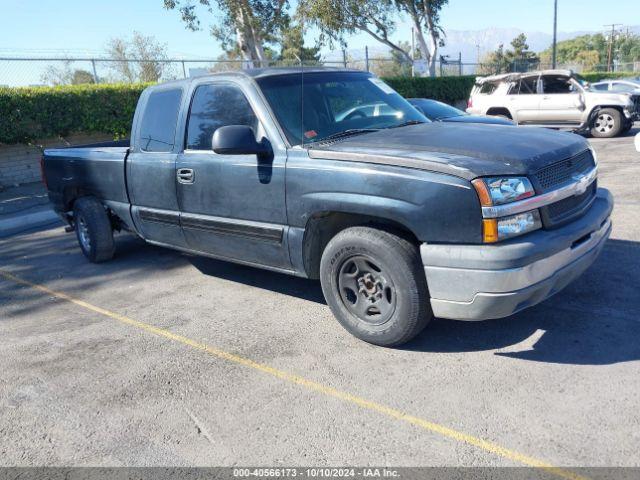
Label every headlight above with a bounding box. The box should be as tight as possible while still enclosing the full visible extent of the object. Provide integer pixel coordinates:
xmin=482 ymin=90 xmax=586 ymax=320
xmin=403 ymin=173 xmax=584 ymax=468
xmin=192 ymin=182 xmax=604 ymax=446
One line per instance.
xmin=472 ymin=176 xmax=535 ymax=206
xmin=472 ymin=176 xmax=540 ymax=243
xmin=482 ymin=210 xmax=542 ymax=243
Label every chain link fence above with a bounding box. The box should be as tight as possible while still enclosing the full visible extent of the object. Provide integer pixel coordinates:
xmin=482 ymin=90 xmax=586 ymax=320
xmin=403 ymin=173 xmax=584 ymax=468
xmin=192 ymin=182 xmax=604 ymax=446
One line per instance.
xmin=1 ymin=56 xmax=639 ymax=87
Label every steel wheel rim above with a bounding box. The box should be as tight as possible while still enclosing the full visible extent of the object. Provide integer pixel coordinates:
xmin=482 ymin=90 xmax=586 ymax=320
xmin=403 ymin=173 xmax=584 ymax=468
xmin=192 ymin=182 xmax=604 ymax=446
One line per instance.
xmin=77 ymin=215 xmax=91 ymax=251
xmin=595 ymin=114 xmax=615 ymax=133
xmin=337 ymin=254 xmax=396 ymax=325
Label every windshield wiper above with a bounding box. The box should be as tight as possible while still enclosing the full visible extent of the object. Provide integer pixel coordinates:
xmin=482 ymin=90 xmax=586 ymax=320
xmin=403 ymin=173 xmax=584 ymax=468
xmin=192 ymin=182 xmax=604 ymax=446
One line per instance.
xmin=386 ymin=120 xmax=426 ymax=129
xmin=308 ymin=128 xmax=379 ymax=146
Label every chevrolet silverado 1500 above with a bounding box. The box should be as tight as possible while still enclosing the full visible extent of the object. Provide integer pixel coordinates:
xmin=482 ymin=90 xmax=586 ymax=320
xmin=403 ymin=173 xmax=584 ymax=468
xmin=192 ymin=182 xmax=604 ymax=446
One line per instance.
xmin=43 ymin=68 xmax=613 ymax=346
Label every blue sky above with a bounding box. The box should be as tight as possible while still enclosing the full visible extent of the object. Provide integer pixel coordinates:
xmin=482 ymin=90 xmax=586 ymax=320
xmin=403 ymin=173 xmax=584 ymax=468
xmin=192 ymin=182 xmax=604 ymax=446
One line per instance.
xmin=1 ymin=0 xmax=639 ymax=59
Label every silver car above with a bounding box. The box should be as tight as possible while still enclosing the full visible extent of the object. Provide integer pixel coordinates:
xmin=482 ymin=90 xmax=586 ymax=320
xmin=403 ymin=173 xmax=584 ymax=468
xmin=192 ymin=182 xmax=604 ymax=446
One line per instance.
xmin=467 ymin=69 xmax=639 ymax=138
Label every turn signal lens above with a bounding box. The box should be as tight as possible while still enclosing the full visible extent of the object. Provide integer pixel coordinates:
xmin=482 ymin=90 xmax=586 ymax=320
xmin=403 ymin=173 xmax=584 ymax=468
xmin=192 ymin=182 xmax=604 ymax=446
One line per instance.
xmin=482 ymin=219 xmax=499 ymax=243
xmin=472 ymin=179 xmax=493 ymax=207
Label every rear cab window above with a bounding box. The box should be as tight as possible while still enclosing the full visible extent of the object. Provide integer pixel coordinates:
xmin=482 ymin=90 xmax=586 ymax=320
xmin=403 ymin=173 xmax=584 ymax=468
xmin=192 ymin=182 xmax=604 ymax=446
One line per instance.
xmin=139 ymin=89 xmax=183 ymax=152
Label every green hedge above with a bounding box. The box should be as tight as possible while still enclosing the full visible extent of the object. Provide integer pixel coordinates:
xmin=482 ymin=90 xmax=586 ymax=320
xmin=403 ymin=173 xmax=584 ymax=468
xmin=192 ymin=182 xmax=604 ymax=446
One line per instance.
xmin=0 ymin=83 xmax=148 ymax=145
xmin=383 ymin=75 xmax=476 ymax=105
xmin=3 ymin=72 xmax=633 ymax=145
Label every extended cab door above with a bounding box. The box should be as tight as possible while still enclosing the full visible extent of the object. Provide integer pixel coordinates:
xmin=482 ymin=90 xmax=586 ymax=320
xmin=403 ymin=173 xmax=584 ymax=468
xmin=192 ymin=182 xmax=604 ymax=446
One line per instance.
xmin=175 ymin=79 xmax=291 ymax=270
xmin=538 ymin=75 xmax=585 ymax=124
xmin=127 ymin=86 xmax=187 ymax=248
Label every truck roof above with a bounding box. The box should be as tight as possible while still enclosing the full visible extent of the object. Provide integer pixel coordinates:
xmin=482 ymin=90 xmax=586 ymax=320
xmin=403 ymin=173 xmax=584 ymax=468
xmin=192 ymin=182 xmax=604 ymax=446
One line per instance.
xmin=149 ymin=67 xmax=366 ymax=89
xmin=475 ymin=69 xmax=574 ymax=84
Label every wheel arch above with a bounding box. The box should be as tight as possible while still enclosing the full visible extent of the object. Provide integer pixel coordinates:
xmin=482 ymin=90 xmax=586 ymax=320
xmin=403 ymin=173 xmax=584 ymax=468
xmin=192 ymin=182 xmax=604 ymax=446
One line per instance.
xmin=485 ymin=107 xmax=513 ymax=119
xmin=301 ymin=211 xmax=420 ymax=280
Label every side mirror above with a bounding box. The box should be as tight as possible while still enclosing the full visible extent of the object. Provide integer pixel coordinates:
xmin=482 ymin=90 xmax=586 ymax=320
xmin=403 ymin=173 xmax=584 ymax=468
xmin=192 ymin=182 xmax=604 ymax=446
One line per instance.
xmin=212 ymin=125 xmax=270 ymax=156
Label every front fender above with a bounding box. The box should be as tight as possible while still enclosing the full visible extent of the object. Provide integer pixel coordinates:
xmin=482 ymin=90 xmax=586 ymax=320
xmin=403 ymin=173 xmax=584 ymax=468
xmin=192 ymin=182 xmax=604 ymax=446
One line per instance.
xmin=286 ymin=152 xmax=482 ymax=244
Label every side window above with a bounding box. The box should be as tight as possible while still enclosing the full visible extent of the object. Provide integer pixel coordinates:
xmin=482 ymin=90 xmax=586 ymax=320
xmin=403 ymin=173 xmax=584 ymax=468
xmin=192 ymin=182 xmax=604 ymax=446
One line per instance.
xmin=480 ymin=82 xmax=498 ymax=94
xmin=542 ymin=76 xmax=574 ymax=94
xmin=139 ymin=89 xmax=182 ymax=152
xmin=610 ymin=82 xmax=633 ymax=92
xmin=186 ymin=84 xmax=259 ymax=151
xmin=518 ymin=77 xmax=540 ymax=94
xmin=592 ymin=83 xmax=609 ymax=91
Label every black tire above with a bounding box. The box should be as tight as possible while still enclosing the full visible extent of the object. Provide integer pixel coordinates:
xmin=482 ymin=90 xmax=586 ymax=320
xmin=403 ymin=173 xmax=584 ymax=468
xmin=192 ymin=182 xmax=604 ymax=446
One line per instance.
xmin=73 ymin=197 xmax=115 ymax=263
xmin=591 ymin=108 xmax=623 ymax=138
xmin=319 ymin=227 xmax=432 ymax=347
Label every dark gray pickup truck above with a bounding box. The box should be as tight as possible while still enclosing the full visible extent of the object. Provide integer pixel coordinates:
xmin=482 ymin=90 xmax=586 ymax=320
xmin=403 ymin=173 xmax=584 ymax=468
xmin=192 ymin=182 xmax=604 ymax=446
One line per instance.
xmin=43 ymin=68 xmax=613 ymax=346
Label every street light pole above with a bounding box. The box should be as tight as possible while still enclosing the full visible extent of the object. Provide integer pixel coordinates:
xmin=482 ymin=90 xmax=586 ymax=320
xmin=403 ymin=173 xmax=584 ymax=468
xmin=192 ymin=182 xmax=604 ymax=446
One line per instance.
xmin=552 ymin=0 xmax=558 ymax=69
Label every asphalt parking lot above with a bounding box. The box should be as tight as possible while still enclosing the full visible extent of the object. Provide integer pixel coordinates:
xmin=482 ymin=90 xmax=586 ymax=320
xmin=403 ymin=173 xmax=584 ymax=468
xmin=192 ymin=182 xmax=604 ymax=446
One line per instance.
xmin=1 ymin=127 xmax=639 ymax=473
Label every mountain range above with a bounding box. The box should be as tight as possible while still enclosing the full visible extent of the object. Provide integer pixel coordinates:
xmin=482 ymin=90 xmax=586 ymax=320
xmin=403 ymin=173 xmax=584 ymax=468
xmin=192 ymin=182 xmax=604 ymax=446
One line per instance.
xmin=324 ymin=26 xmax=640 ymax=63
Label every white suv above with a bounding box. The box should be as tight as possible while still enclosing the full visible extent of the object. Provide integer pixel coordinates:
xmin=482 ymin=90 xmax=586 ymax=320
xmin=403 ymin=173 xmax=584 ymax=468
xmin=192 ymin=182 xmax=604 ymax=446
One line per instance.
xmin=467 ymin=69 xmax=639 ymax=138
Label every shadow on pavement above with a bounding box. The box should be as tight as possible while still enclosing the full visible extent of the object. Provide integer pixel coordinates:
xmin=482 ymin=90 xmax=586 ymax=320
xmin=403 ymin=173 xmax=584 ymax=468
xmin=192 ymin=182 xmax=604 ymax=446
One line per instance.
xmin=3 ymin=225 xmax=638 ymax=365
xmin=189 ymin=256 xmax=325 ymax=304
xmin=403 ymin=238 xmax=640 ymax=365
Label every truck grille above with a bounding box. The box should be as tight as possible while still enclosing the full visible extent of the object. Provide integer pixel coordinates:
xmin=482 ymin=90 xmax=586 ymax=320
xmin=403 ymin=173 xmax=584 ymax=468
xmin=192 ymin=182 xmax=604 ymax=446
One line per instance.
xmin=545 ymin=181 xmax=597 ymax=225
xmin=533 ymin=149 xmax=597 ymax=228
xmin=632 ymin=95 xmax=640 ymax=118
xmin=532 ymin=149 xmax=595 ymax=192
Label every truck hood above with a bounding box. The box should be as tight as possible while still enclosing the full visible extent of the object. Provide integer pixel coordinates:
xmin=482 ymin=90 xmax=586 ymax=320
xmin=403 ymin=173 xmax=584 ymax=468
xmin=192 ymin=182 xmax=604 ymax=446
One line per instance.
xmin=308 ymin=122 xmax=589 ymax=180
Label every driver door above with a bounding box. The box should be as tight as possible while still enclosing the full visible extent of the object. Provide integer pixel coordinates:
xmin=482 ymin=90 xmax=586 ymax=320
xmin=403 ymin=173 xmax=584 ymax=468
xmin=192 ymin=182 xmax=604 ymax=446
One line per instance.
xmin=175 ymin=80 xmax=291 ymax=270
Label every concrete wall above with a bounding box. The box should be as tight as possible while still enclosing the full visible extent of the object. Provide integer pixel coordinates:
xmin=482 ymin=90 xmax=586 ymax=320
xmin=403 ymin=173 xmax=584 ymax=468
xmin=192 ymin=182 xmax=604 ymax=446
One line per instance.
xmin=0 ymin=133 xmax=114 ymax=189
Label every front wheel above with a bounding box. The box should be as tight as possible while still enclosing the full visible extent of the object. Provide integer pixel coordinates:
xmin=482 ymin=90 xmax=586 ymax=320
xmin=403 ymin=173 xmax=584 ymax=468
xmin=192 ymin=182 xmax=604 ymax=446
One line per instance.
xmin=319 ymin=227 xmax=432 ymax=347
xmin=591 ymin=108 xmax=623 ymax=138
xmin=73 ymin=197 xmax=115 ymax=263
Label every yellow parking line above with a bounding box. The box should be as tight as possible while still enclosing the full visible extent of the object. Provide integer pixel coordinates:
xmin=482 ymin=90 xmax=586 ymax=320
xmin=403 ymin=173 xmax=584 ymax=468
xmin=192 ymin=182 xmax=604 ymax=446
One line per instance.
xmin=0 ymin=269 xmax=586 ymax=480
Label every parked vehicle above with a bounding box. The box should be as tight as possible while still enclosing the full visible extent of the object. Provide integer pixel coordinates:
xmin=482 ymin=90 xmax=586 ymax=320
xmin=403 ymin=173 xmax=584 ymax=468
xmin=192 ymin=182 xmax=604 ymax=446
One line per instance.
xmin=42 ymin=68 xmax=613 ymax=346
xmin=467 ymin=69 xmax=639 ymax=138
xmin=409 ymin=98 xmax=514 ymax=125
xmin=590 ymin=78 xmax=640 ymax=95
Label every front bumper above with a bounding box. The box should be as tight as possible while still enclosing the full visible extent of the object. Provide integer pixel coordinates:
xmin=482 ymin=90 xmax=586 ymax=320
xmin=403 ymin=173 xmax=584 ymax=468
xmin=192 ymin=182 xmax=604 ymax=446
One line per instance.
xmin=421 ymin=188 xmax=614 ymax=320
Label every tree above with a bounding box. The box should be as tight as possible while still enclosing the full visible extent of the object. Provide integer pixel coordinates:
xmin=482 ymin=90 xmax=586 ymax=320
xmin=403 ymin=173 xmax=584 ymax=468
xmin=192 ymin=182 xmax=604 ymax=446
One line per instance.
xmin=299 ymin=0 xmax=448 ymax=77
xmin=481 ymin=34 xmax=539 ymax=74
xmin=505 ymin=33 xmax=539 ymax=71
xmin=279 ymin=20 xmax=321 ymax=64
xmin=479 ymin=44 xmax=508 ymax=74
xmin=163 ymin=0 xmax=290 ymax=67
xmin=72 ymin=70 xmax=96 ymax=85
xmin=539 ymin=33 xmax=608 ymax=67
xmin=41 ymin=61 xmax=95 ymax=86
xmin=612 ymin=31 xmax=640 ymax=63
xmin=106 ymin=32 xmax=170 ymax=83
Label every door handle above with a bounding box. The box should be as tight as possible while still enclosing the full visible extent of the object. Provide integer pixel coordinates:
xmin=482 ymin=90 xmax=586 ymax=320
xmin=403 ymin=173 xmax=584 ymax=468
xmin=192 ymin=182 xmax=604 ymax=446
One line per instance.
xmin=177 ymin=168 xmax=195 ymax=184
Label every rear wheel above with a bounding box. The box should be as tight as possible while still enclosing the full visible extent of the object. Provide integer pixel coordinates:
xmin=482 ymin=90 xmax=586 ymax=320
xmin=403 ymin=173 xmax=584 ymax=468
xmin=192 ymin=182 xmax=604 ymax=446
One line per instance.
xmin=73 ymin=197 xmax=115 ymax=263
xmin=319 ymin=227 xmax=432 ymax=347
xmin=591 ymin=108 xmax=623 ymax=138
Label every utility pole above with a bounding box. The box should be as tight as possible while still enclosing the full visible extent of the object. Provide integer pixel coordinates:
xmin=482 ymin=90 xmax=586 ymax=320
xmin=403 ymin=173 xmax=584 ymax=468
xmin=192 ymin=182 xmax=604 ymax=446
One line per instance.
xmin=551 ymin=0 xmax=558 ymax=68
xmin=411 ymin=27 xmax=415 ymax=77
xmin=604 ymin=23 xmax=622 ymax=72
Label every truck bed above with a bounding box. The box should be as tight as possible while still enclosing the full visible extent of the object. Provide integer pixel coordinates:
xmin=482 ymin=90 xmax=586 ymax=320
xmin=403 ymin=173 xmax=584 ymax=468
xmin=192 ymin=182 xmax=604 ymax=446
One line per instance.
xmin=43 ymin=141 xmax=131 ymax=216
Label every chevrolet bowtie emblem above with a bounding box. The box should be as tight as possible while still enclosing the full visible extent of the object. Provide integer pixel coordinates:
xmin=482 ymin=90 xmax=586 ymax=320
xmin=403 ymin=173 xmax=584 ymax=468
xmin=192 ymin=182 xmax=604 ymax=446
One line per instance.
xmin=573 ymin=173 xmax=589 ymax=195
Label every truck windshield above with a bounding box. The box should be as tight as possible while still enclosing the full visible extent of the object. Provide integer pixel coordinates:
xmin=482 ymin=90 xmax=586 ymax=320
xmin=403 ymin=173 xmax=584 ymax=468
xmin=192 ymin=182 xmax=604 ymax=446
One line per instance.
xmin=256 ymin=72 xmax=427 ymax=146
